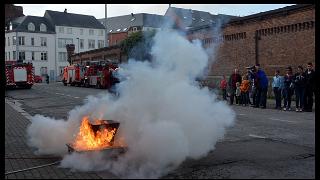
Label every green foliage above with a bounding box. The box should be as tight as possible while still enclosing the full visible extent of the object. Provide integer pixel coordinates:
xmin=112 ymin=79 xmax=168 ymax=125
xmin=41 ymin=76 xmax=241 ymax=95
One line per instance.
xmin=120 ymin=30 xmax=157 ymax=60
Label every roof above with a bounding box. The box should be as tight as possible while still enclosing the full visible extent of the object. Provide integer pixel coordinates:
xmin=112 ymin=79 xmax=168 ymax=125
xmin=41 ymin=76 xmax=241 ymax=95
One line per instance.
xmin=44 ymin=10 xmax=105 ymax=29
xmin=99 ymin=13 xmax=168 ymax=33
xmin=8 ymin=15 xmax=55 ymax=33
xmin=228 ymin=4 xmax=314 ymax=24
xmin=164 ymin=7 xmax=237 ymax=30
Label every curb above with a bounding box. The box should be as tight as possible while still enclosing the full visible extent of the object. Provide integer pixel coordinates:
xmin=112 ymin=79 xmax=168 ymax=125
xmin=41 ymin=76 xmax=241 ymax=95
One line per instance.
xmin=5 ymin=98 xmax=33 ymax=122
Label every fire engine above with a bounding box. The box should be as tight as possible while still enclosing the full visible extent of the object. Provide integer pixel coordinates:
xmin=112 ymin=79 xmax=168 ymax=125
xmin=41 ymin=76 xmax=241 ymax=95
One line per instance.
xmin=62 ymin=61 xmax=119 ymax=89
xmin=62 ymin=64 xmax=86 ymax=86
xmin=5 ymin=61 xmax=34 ymax=89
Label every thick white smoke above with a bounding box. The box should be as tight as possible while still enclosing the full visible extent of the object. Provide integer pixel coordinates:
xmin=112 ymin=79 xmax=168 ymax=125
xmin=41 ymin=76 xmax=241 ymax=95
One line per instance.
xmin=26 ymin=29 xmax=235 ymax=178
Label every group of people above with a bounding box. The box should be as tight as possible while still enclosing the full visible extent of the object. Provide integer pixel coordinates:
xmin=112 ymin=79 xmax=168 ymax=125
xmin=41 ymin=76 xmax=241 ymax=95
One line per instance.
xmin=219 ymin=62 xmax=315 ymax=112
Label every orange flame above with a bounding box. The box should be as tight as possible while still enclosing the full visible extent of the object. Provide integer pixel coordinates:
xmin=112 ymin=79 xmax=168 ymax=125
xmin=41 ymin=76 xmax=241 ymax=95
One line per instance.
xmin=72 ymin=116 xmax=117 ymax=151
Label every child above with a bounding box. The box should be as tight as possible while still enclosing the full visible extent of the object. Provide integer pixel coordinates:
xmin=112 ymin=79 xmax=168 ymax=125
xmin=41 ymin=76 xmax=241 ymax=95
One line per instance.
xmin=220 ymin=75 xmax=227 ymax=100
xmin=235 ymin=82 xmax=241 ymax=105
xmin=240 ymin=75 xmax=250 ymax=106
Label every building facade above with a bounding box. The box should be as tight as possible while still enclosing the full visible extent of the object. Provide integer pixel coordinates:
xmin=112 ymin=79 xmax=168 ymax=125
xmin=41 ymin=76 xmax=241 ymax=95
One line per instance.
xmin=99 ymin=13 xmax=165 ymax=46
xmin=5 ymin=16 xmax=56 ymax=80
xmin=5 ymin=10 xmax=106 ymax=81
xmin=186 ymin=4 xmax=315 ymax=77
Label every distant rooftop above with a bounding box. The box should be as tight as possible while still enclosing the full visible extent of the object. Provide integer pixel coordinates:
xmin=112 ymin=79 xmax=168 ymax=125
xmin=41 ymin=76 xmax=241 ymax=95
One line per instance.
xmin=8 ymin=15 xmax=55 ymax=33
xmin=99 ymin=13 xmax=169 ymax=33
xmin=44 ymin=10 xmax=105 ymax=29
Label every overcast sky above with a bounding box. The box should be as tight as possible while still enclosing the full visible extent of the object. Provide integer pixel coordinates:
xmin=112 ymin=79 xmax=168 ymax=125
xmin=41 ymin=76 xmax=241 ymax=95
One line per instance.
xmin=16 ymin=4 xmax=294 ymax=19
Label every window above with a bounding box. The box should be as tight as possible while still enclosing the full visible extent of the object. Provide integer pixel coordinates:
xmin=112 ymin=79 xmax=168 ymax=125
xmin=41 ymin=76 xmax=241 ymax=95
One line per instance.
xmin=28 ymin=23 xmax=35 ymax=31
xmin=67 ymin=28 xmax=72 ymax=34
xmin=31 ymin=37 xmax=34 ymax=46
xmin=58 ymin=38 xmax=73 ymax=48
xmin=80 ymin=39 xmax=84 ymax=49
xmin=109 ymin=30 xmax=113 ymax=32
xmin=80 ymin=29 xmax=84 ymax=35
xmin=31 ymin=52 xmax=35 ymax=60
xmin=40 ymin=67 xmax=47 ymax=75
xmin=98 ymin=40 xmax=104 ymax=48
xmin=13 ymin=51 xmax=16 ymax=60
xmin=88 ymin=39 xmax=95 ymax=49
xmin=58 ymin=52 xmax=67 ymax=62
xmin=41 ymin=37 xmax=47 ymax=46
xmin=99 ymin=30 xmax=103 ymax=36
xmin=8 ymin=37 xmax=10 ymax=46
xmin=5 ymin=52 xmax=7 ymax=60
xmin=8 ymin=52 xmax=10 ymax=60
xmin=89 ymin=29 xmax=94 ymax=35
xmin=41 ymin=52 xmax=47 ymax=61
xmin=59 ymin=27 xmax=64 ymax=33
xmin=13 ymin=36 xmax=17 ymax=45
xmin=40 ymin=23 xmax=47 ymax=32
xmin=117 ymin=29 xmax=121 ymax=32
xmin=19 ymin=51 xmax=25 ymax=61
xmin=18 ymin=36 xmax=25 ymax=45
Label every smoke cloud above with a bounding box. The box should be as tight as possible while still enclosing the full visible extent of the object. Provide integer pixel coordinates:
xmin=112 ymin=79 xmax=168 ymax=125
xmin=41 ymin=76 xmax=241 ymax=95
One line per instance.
xmin=26 ymin=29 xmax=235 ymax=178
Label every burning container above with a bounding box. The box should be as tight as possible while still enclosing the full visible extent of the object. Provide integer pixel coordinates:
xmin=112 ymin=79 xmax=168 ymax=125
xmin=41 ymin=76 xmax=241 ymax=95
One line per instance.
xmin=67 ymin=117 xmax=127 ymax=157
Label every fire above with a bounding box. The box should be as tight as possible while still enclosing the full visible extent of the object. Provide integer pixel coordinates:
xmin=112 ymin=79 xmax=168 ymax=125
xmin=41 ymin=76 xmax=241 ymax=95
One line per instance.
xmin=72 ymin=116 xmax=117 ymax=151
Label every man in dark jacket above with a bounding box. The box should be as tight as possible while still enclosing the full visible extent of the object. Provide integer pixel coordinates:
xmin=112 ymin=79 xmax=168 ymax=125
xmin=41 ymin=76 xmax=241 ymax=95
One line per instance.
xmin=304 ymin=62 xmax=315 ymax=112
xmin=254 ymin=64 xmax=268 ymax=108
xmin=228 ymin=68 xmax=242 ymax=105
xmin=293 ymin=66 xmax=306 ymax=112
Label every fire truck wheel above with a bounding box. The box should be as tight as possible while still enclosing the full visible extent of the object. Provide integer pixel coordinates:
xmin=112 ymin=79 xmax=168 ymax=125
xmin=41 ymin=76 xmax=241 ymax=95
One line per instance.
xmin=96 ymin=82 xmax=101 ymax=89
xmin=25 ymin=85 xmax=32 ymax=89
xmin=85 ymin=81 xmax=90 ymax=88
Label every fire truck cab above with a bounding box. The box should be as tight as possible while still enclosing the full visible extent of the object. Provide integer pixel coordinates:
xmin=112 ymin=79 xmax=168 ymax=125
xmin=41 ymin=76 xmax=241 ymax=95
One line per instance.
xmin=5 ymin=62 xmax=34 ymax=89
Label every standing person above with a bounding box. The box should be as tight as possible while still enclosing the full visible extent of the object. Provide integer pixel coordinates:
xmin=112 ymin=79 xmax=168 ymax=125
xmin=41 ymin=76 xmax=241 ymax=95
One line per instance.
xmin=220 ymin=75 xmax=228 ymax=101
xmin=294 ymin=66 xmax=306 ymax=112
xmin=228 ymin=68 xmax=242 ymax=105
xmin=254 ymin=64 xmax=268 ymax=108
xmin=283 ymin=67 xmax=294 ymax=111
xmin=272 ymin=70 xmax=283 ymax=110
xmin=247 ymin=66 xmax=256 ymax=106
xmin=46 ymin=74 xmax=49 ymax=84
xmin=304 ymin=62 xmax=315 ymax=112
xmin=240 ymin=75 xmax=250 ymax=106
xmin=235 ymin=82 xmax=241 ymax=105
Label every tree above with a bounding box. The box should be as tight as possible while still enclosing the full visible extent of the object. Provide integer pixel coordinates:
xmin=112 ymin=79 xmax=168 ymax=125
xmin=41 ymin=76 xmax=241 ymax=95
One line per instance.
xmin=120 ymin=30 xmax=156 ymax=61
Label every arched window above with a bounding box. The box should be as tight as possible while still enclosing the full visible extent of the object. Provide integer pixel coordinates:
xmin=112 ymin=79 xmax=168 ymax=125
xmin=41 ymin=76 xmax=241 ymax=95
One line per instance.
xmin=40 ymin=23 xmax=47 ymax=32
xmin=28 ymin=23 xmax=35 ymax=31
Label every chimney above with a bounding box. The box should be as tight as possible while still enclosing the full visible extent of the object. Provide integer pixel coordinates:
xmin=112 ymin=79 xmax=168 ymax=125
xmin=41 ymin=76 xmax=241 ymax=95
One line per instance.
xmin=131 ymin=13 xmax=134 ymax=17
xmin=64 ymin=8 xmax=67 ymax=13
xmin=169 ymin=4 xmax=171 ymax=8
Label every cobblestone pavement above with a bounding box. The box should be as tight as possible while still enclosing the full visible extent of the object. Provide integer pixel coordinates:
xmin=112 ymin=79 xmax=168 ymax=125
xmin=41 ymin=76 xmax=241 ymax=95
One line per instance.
xmin=5 ymin=83 xmax=315 ymax=178
xmin=5 ymin=103 xmax=102 ymax=179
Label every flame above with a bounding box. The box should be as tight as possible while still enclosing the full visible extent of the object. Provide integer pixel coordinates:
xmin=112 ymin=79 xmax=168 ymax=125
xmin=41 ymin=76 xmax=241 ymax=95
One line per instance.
xmin=72 ymin=116 xmax=117 ymax=151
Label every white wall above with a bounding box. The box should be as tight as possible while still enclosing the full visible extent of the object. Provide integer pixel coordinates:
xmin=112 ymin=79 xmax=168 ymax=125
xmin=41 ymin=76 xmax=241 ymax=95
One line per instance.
xmin=5 ymin=32 xmax=56 ymax=79
xmin=55 ymin=26 xmax=106 ymax=79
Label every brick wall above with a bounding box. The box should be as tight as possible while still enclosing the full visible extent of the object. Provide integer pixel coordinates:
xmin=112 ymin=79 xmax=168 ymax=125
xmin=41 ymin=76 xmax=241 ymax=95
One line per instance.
xmin=108 ymin=32 xmax=128 ymax=46
xmin=188 ymin=5 xmax=315 ymax=77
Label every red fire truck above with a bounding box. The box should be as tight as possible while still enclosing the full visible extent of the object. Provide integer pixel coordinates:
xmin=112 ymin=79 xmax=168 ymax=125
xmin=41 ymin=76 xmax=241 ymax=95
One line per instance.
xmin=62 ymin=64 xmax=86 ymax=86
xmin=83 ymin=62 xmax=118 ymax=89
xmin=5 ymin=62 xmax=34 ymax=89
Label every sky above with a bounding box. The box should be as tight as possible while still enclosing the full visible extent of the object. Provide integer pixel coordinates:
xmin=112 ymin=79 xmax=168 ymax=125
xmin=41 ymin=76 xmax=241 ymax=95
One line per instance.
xmin=15 ymin=4 xmax=295 ymax=19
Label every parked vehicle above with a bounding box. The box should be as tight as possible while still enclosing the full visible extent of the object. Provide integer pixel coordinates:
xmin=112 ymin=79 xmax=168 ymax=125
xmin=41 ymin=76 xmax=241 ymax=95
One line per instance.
xmin=34 ymin=75 xmax=43 ymax=83
xmin=5 ymin=62 xmax=34 ymax=89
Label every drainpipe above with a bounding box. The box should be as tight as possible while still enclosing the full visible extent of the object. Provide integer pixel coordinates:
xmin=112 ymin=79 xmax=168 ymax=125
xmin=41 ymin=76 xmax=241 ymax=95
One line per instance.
xmin=105 ymin=4 xmax=108 ymax=47
xmin=54 ymin=34 xmax=57 ymax=82
xmin=16 ymin=31 xmax=19 ymax=63
xmin=254 ymin=30 xmax=260 ymax=65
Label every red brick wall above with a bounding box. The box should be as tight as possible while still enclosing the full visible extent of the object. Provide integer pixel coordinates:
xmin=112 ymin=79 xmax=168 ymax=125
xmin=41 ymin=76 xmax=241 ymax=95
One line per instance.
xmin=188 ymin=6 xmax=315 ymax=77
xmin=108 ymin=32 xmax=128 ymax=46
